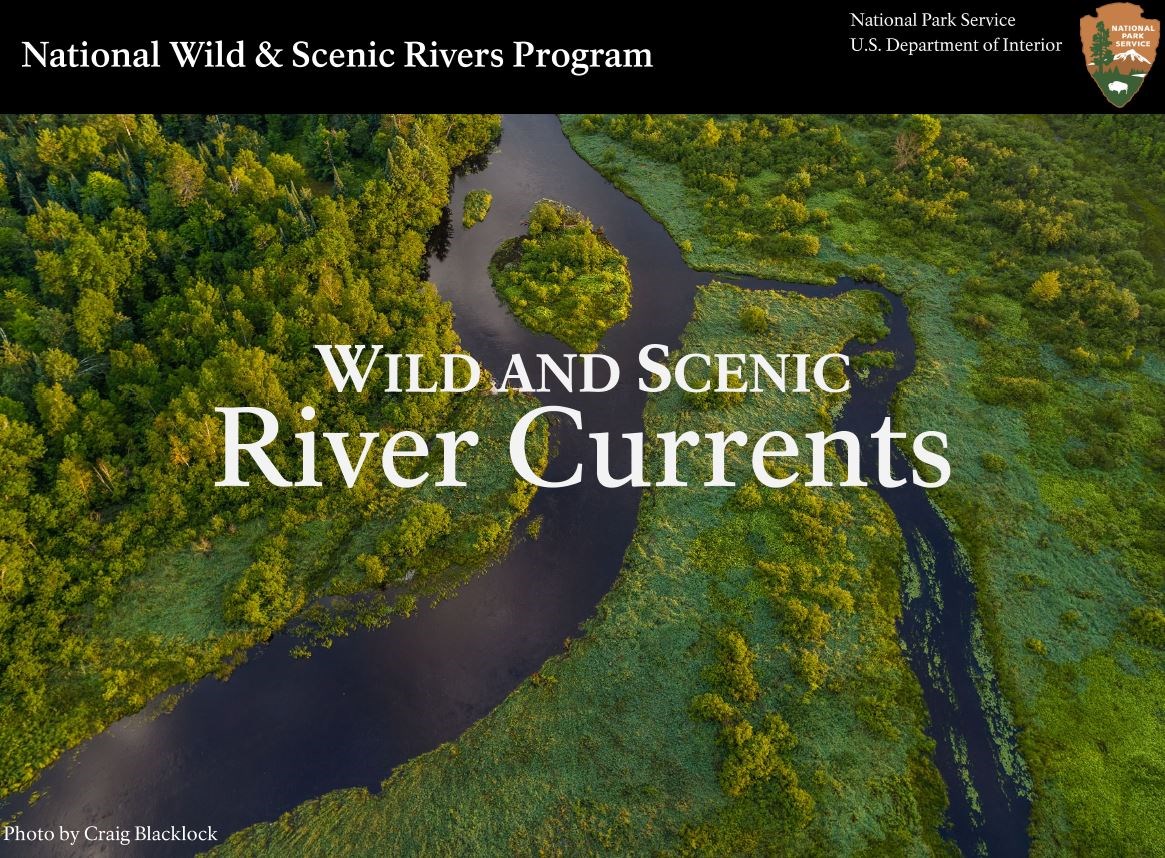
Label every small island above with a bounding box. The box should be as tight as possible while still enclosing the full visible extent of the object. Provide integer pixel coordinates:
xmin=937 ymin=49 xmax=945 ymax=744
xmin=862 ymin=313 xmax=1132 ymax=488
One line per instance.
xmin=489 ymin=200 xmax=631 ymax=352
xmin=462 ymin=189 xmax=492 ymax=228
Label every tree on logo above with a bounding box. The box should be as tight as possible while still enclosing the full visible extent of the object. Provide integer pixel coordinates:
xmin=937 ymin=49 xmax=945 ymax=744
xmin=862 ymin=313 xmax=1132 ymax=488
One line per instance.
xmin=1091 ymin=20 xmax=1115 ymax=72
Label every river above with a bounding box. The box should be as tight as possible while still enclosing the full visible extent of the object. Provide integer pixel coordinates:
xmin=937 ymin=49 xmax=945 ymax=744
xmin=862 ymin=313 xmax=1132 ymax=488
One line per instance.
xmin=3 ymin=114 xmax=1028 ymax=856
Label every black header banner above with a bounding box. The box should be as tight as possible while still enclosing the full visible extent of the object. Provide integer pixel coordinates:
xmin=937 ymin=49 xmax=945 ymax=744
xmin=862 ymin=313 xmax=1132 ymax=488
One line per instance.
xmin=7 ymin=3 xmax=1165 ymax=112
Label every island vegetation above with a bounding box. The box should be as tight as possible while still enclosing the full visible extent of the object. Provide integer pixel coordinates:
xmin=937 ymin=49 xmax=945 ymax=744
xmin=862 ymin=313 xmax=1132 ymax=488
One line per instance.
xmin=0 ymin=113 xmax=547 ymax=798
xmin=461 ymin=188 xmax=491 ymax=228
xmin=489 ymin=199 xmax=631 ymax=352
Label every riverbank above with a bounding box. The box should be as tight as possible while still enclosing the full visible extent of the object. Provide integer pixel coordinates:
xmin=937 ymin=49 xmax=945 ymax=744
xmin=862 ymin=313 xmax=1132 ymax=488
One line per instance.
xmin=214 ymin=283 xmax=952 ymax=856
xmin=563 ymin=113 xmax=1164 ymax=855
xmin=190 ymin=113 xmax=963 ymax=854
xmin=10 ymin=113 xmax=1159 ymax=858
xmin=0 ymin=115 xmax=548 ymax=807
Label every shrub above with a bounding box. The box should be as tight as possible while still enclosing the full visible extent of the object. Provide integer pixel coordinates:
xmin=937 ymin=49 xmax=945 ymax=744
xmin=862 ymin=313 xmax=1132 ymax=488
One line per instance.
xmin=684 ymin=387 xmax=746 ymax=412
xmin=793 ymin=648 xmax=829 ymax=694
xmin=976 ymin=376 xmax=1050 ymax=405
xmin=462 ymin=189 xmax=492 ymax=228
xmin=740 ymin=305 xmax=770 ymax=334
xmin=225 ymin=554 xmax=303 ymax=629
xmin=714 ymin=628 xmax=760 ymax=703
xmin=734 ymin=483 xmax=764 ymax=511
xmin=1128 ymin=606 xmax=1165 ymax=648
xmin=718 ymin=713 xmax=798 ymax=798
xmin=381 ymin=502 xmax=452 ymax=560
xmin=691 ymin=692 xmax=738 ymax=724
xmin=1029 ymin=271 xmax=1062 ymax=304
xmin=852 ymin=350 xmax=895 ymax=374
xmin=981 ymin=453 xmax=1008 ymax=473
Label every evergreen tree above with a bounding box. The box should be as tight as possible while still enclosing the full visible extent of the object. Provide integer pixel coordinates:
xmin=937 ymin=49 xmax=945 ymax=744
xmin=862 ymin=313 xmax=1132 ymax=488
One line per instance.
xmin=1091 ymin=21 xmax=1114 ymax=73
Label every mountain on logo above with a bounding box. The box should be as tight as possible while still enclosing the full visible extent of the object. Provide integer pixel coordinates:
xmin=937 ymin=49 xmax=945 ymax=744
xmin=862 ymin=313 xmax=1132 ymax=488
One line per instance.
xmin=1113 ymin=47 xmax=1151 ymax=63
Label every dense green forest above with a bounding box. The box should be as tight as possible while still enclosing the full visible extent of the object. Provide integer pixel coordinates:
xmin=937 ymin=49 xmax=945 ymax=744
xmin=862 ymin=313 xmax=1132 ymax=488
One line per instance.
xmin=563 ymin=113 xmax=1164 ymax=855
xmin=0 ymin=114 xmax=546 ymax=796
xmin=215 ymin=285 xmax=951 ymax=856
xmin=489 ymin=199 xmax=631 ymax=351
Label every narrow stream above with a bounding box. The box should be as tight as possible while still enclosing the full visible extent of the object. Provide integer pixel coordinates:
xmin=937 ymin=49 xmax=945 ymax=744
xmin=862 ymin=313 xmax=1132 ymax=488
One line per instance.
xmin=3 ymin=114 xmax=1028 ymax=856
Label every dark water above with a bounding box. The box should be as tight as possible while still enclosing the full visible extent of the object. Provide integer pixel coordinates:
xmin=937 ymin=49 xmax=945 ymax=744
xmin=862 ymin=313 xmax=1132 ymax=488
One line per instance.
xmin=3 ymin=115 xmax=1028 ymax=856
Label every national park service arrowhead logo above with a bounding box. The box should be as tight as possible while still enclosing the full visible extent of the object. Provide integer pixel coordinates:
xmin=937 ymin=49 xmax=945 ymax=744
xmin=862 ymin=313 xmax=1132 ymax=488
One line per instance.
xmin=1082 ymin=3 xmax=1159 ymax=106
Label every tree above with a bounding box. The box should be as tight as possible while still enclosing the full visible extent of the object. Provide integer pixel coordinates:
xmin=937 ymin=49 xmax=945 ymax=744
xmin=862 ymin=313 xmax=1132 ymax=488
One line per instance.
xmin=74 ymin=289 xmax=122 ymax=352
xmin=383 ymin=502 xmax=452 ymax=560
xmin=226 ymin=554 xmax=303 ymax=629
xmin=0 ymin=113 xmax=532 ymax=800
xmin=34 ymin=382 xmax=77 ymax=438
xmin=893 ymin=132 xmax=920 ymax=170
xmin=462 ymin=189 xmax=492 ymax=229
xmin=907 ymin=114 xmax=942 ymax=152
xmin=527 ymin=199 xmax=562 ymax=235
xmin=162 ymin=144 xmax=206 ymax=206
xmin=1029 ymin=271 xmax=1062 ymax=304
xmin=35 ymin=125 xmax=104 ymax=176
xmin=1091 ymin=21 xmax=1114 ymax=73
xmin=80 ymin=172 xmax=129 ymax=219
xmin=0 ymin=415 xmax=44 ymax=598
xmin=893 ymin=115 xmax=941 ymax=170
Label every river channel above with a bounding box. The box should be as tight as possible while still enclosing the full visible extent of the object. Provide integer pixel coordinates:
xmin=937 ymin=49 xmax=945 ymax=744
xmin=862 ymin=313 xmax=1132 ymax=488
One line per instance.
xmin=4 ymin=114 xmax=1028 ymax=857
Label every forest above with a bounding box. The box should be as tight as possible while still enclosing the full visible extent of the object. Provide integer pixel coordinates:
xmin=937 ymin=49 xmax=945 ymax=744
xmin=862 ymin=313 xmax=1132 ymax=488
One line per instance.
xmin=0 ymin=114 xmax=547 ymax=797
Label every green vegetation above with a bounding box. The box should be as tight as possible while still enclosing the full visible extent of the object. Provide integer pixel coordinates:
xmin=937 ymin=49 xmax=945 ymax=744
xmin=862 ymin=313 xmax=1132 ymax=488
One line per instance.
xmin=0 ymin=114 xmax=547 ymax=797
xmin=461 ymin=188 xmax=491 ymax=228
xmin=10 ymin=112 xmax=1162 ymax=854
xmin=489 ymin=200 xmax=631 ymax=351
xmin=564 ymin=113 xmax=1164 ymax=855
xmin=739 ymin=304 xmax=769 ymax=334
xmin=852 ymin=349 xmax=896 ymax=378
xmin=215 ymin=286 xmax=950 ymax=856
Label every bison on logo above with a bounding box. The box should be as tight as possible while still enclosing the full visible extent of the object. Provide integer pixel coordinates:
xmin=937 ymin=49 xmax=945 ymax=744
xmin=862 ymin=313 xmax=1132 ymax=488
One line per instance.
xmin=1081 ymin=3 xmax=1159 ymax=106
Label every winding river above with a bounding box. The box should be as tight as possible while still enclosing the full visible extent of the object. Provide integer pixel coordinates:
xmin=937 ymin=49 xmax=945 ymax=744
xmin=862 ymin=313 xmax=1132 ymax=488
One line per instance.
xmin=4 ymin=115 xmax=1028 ymax=856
